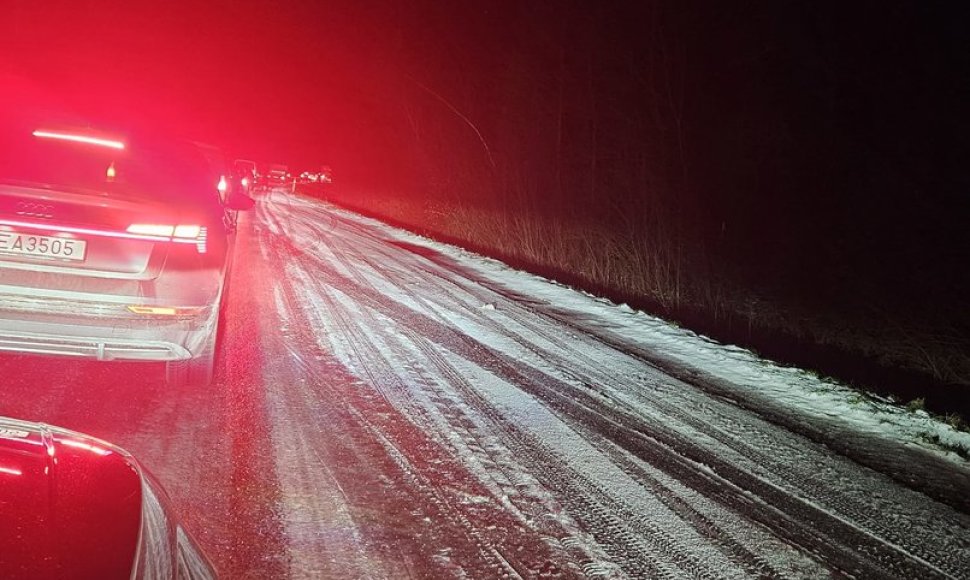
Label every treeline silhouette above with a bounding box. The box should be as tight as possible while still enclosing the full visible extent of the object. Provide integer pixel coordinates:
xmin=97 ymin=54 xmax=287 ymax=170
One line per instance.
xmin=313 ymin=1 xmax=970 ymax=415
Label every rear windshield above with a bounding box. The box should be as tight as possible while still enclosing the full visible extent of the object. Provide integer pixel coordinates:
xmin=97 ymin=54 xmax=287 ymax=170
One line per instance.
xmin=234 ymin=160 xmax=256 ymax=173
xmin=0 ymin=125 xmax=219 ymax=207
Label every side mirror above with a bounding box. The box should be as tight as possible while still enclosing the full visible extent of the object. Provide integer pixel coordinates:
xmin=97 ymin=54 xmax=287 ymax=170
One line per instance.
xmin=226 ymin=191 xmax=255 ymax=211
xmin=0 ymin=416 xmax=217 ymax=579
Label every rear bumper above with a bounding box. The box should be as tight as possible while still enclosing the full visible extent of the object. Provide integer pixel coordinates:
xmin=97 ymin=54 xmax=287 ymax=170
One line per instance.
xmin=0 ymin=296 xmax=217 ymax=361
xmin=0 ymin=330 xmax=189 ymax=361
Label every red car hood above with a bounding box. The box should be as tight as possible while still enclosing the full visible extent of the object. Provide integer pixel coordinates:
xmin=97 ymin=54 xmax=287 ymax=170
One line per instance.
xmin=0 ymin=417 xmax=143 ymax=578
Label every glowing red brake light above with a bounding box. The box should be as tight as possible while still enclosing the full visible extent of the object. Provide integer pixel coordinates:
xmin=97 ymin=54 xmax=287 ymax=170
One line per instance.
xmin=126 ymin=223 xmax=208 ymax=253
xmin=32 ymin=129 xmax=125 ymax=150
xmin=217 ymin=175 xmax=228 ymax=195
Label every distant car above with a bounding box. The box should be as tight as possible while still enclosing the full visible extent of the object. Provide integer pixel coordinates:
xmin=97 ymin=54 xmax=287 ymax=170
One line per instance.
xmin=0 ymin=416 xmax=216 ymax=578
xmin=0 ymin=111 xmax=253 ymax=384
xmin=297 ymin=167 xmax=331 ymax=186
xmin=261 ymin=164 xmax=289 ymax=187
xmin=232 ymin=159 xmax=257 ymax=194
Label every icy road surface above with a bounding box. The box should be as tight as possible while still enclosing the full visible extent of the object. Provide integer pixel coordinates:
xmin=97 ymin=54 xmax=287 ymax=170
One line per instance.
xmin=2 ymin=189 xmax=969 ymax=579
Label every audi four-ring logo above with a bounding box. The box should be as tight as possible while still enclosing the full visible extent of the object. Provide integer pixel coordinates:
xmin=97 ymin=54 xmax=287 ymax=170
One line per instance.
xmin=14 ymin=201 xmax=55 ymax=219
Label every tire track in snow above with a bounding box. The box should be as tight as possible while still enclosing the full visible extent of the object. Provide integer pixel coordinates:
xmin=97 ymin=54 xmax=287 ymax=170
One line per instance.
xmin=377 ymin=277 xmax=965 ymax=579
xmin=276 ymin=194 xmax=970 ymax=576
xmin=275 ymin=199 xmax=717 ymax=576
xmin=300 ymin=212 xmax=786 ymax=578
xmin=259 ymin=192 xmax=968 ymax=578
xmin=265 ymin=221 xmax=587 ymax=578
xmin=258 ymin=214 xmax=514 ymax=578
xmin=397 ymin=333 xmax=764 ymax=579
xmin=268 ymin=202 xmax=780 ymax=577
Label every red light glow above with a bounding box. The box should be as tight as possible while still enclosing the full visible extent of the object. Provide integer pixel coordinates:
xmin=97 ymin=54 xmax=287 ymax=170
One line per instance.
xmin=32 ymin=129 xmax=125 ymax=150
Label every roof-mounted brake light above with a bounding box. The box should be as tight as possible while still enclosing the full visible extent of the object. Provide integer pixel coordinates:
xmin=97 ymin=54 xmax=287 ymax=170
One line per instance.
xmin=32 ymin=129 xmax=125 ymax=150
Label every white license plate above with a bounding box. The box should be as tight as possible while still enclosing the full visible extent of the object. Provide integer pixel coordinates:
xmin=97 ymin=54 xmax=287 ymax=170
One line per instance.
xmin=0 ymin=232 xmax=87 ymax=261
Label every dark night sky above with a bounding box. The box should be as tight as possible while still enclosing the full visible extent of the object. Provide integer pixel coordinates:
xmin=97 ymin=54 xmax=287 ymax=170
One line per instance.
xmin=5 ymin=2 xmax=967 ymax=173
xmin=3 ymin=2 xmax=968 ymax=269
xmin=1 ymin=1 xmax=395 ymax=168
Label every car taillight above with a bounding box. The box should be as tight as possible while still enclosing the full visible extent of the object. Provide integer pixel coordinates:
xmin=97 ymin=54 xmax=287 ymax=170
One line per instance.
xmin=126 ymin=224 xmax=208 ymax=253
xmin=127 ymin=224 xmax=175 ymax=237
xmin=173 ymin=225 xmax=202 ymax=238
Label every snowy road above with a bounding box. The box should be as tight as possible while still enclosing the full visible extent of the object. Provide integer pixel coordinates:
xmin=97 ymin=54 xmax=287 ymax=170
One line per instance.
xmin=1 ymin=189 xmax=968 ymax=579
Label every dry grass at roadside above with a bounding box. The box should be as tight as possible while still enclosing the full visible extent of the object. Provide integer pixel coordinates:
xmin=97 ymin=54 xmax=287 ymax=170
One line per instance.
xmin=303 ymin=186 xmax=970 ymax=408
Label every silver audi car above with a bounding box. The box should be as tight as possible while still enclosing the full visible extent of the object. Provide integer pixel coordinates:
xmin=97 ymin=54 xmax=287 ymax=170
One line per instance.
xmin=0 ymin=100 xmax=252 ymax=384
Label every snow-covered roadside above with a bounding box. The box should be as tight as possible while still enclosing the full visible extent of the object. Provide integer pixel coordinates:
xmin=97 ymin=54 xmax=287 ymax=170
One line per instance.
xmin=313 ymin=200 xmax=970 ymax=467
